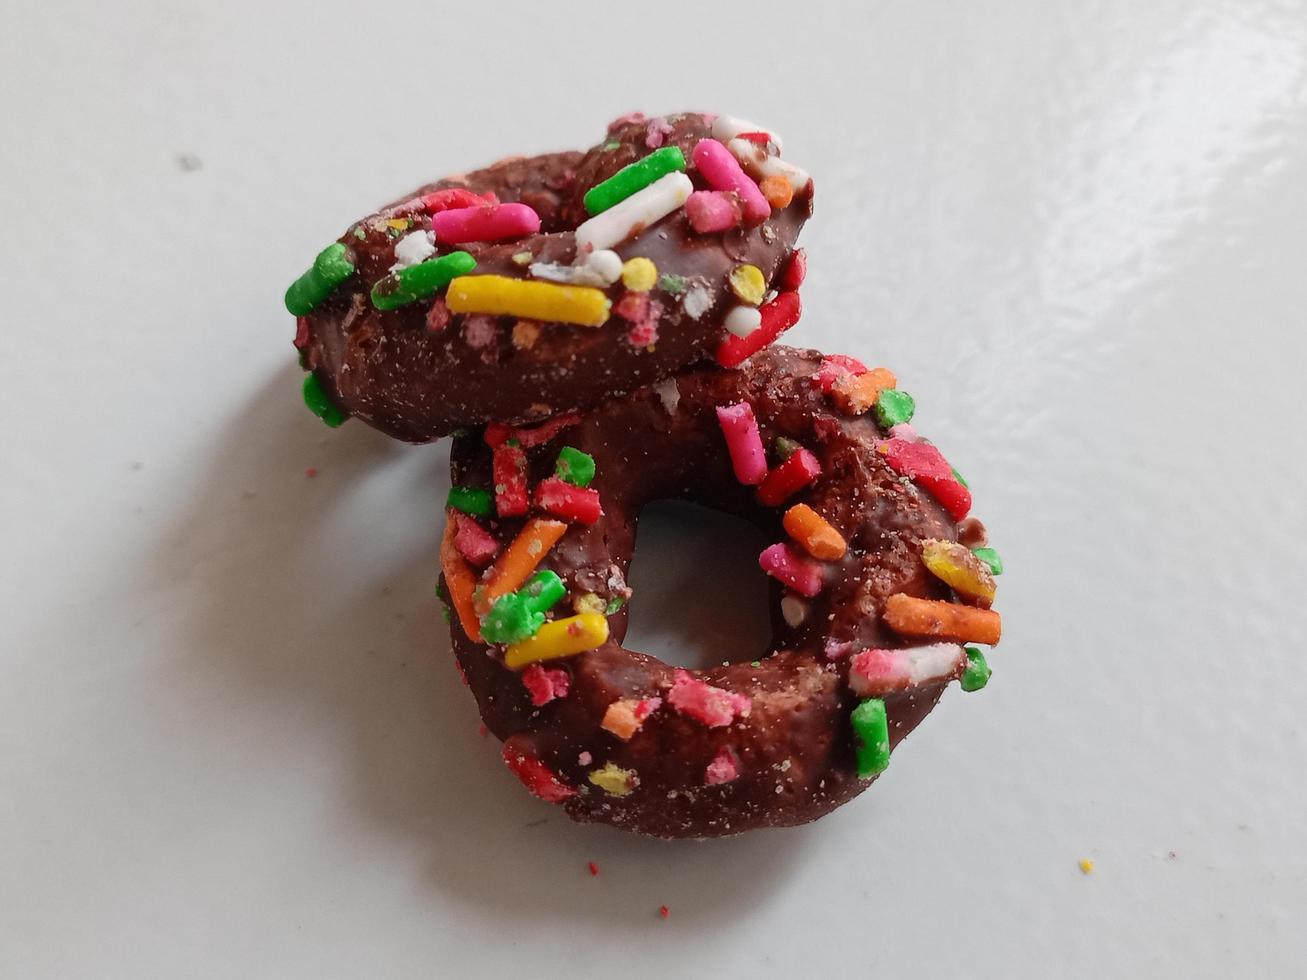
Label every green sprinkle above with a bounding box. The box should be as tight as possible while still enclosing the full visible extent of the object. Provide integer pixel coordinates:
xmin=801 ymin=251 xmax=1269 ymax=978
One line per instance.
xmin=774 ymin=436 xmax=802 ymax=461
xmin=583 ymin=146 xmax=687 ymax=216
xmin=972 ymin=547 xmax=1003 ymax=575
xmin=604 ymin=595 xmax=626 ymax=615
xmin=658 ymin=273 xmax=686 ymax=294
xmin=875 ymin=389 xmax=916 ymax=428
xmin=285 ymin=242 xmax=356 ymax=315
xmin=446 ymin=486 xmax=493 ymax=517
xmin=353 ymin=227 xmax=367 ymax=240
xmin=952 ymin=467 xmax=970 ymax=489
xmin=961 ymin=646 xmax=992 ymax=692
xmin=555 ymin=446 xmax=596 ymax=487
xmin=302 ymin=373 xmax=346 ymax=427
xmin=851 ymin=698 xmax=890 ymax=778
xmin=750 ymin=660 xmax=762 ymax=669
xmin=434 ymin=580 xmax=446 ymax=601
xmin=602 ymin=140 xmax=622 ymax=151
xmin=520 ymin=570 xmax=566 ymax=616
xmin=370 ymin=250 xmax=476 ymax=310
xmin=481 ymin=593 xmax=544 ymax=645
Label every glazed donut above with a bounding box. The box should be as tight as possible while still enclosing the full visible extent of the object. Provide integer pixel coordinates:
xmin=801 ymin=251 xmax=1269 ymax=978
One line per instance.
xmin=438 ymin=346 xmax=1003 ymax=838
xmin=290 ymin=112 xmax=813 ymax=442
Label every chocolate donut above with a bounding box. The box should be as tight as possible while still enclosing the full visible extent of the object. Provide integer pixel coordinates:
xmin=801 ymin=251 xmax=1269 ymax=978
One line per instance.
xmin=290 ymin=112 xmax=813 ymax=442
xmin=438 ymin=346 xmax=1002 ymax=838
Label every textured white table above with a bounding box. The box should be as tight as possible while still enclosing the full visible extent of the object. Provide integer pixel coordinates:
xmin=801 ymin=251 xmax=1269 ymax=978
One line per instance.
xmin=3 ymin=1 xmax=1305 ymax=976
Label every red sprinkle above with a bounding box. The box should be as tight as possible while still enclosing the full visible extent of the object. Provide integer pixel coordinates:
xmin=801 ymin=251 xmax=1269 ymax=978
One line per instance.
xmin=502 ymin=744 xmax=576 ymax=803
xmin=736 ymin=131 xmax=773 ymax=145
xmin=485 ymin=413 xmax=582 ymax=449
xmin=659 ymin=905 xmax=670 ymax=919
xmin=756 ymin=447 xmax=822 ymax=507
xmin=492 ymin=441 xmax=529 ymax=518
xmin=421 ymin=188 xmax=497 ymax=213
xmin=880 ymin=438 xmax=972 ymax=520
xmin=305 ymin=467 xmax=318 ymax=479
xmin=715 ymin=290 xmax=802 ymax=368
xmin=452 ymin=512 xmax=499 ymax=567
xmin=536 ymin=477 xmax=603 ymax=525
xmin=813 ymin=354 xmax=869 ymax=392
xmin=478 ymin=723 xmax=489 ymax=738
xmin=293 ymin=316 xmax=311 ymax=351
xmin=588 ymin=861 xmax=600 ymax=876
xmin=780 ymin=248 xmax=807 ymax=290
xmin=614 ymin=291 xmax=650 ymax=321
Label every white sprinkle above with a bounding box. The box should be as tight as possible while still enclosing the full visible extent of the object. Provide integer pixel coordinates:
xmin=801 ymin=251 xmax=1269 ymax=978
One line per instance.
xmin=711 ymin=115 xmax=784 ymax=154
xmin=683 ymin=283 xmax=714 ymax=320
xmin=583 ymin=249 xmax=623 ymax=285
xmin=529 ymin=249 xmax=623 ymax=287
xmin=653 ymin=377 xmax=681 ymax=415
xmin=727 ymin=138 xmax=810 ymax=195
xmin=780 ymin=594 xmax=808 ymax=627
xmin=574 ymin=172 xmax=693 ymax=253
xmin=723 ymin=305 xmax=763 ymax=338
xmin=390 ymin=230 xmax=435 ymax=271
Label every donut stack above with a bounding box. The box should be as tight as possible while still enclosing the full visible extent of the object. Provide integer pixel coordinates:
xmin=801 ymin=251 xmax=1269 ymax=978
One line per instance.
xmin=287 ymin=111 xmax=1003 ymax=838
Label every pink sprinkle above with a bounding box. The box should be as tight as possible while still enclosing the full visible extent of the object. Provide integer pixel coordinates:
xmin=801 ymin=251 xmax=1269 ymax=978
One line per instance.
xmin=478 ymin=723 xmax=488 ymax=737
xmin=847 ymin=644 xmax=965 ymax=696
xmin=452 ymin=513 xmax=499 ymax=566
xmin=889 ymin=423 xmax=919 ymax=443
xmin=426 ymin=296 xmax=451 ymax=333
xmin=464 ymin=315 xmax=498 ymax=349
xmin=432 ymin=202 xmax=541 ymax=244
xmin=645 ymin=116 xmax=675 ymax=149
xmin=684 ymin=190 xmax=743 ymax=233
xmin=614 ymin=291 xmax=650 ymax=322
xmin=628 ymin=320 xmax=659 ymax=347
xmin=704 ymin=746 xmax=740 ymax=785
xmin=716 ymin=402 xmax=767 ymax=485
xmin=691 ymin=139 xmax=770 ymax=225
xmin=578 ymin=751 xmax=593 ymax=766
xmin=521 ymin=664 xmax=571 ymax=706
xmin=758 ymin=543 xmax=823 ymax=597
xmin=813 ymin=354 xmax=869 ymax=392
xmin=824 ymin=638 xmax=857 ymax=661
xmin=607 ymin=111 xmax=647 ymax=133
xmin=667 ymin=671 xmax=751 ymax=728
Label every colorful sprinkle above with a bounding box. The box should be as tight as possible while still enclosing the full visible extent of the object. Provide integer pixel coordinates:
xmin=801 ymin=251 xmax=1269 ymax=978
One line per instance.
xmin=555 ymin=446 xmax=596 ymax=487
xmin=446 ymin=485 xmax=493 ymax=517
xmin=659 ymin=905 xmax=670 ymax=920
xmin=972 ymin=547 xmax=1004 ymax=575
xmin=535 ymin=477 xmax=603 ymax=525
xmin=848 ymin=643 xmax=966 ymax=697
xmin=716 ymin=402 xmax=768 ymax=485
xmin=530 ymin=248 xmax=624 ymax=287
xmin=780 ymin=594 xmax=809 ymax=627
xmin=574 ymin=172 xmax=694 ymax=253
xmin=482 ymin=593 xmax=546 ymax=645
xmin=704 ymin=746 xmax=740 ymax=785
xmin=759 ymin=174 xmax=794 ymax=209
xmin=600 ymin=697 xmax=662 ymax=740
xmin=519 ymin=569 xmax=567 ymax=615
xmin=1079 ymin=858 xmax=1095 ymax=875
xmin=503 ymin=745 xmax=575 ymax=802
xmin=851 ymin=698 xmax=890 ymax=778
xmin=667 ymin=671 xmax=752 ymax=727
xmin=447 ymin=275 xmax=611 ymax=326
xmin=782 ymin=504 xmax=847 ymax=560
xmin=285 ymin=242 xmax=356 ymax=315
xmin=521 ymin=663 xmax=571 ymax=706
xmin=715 ymin=290 xmax=801 ymax=368
xmin=588 ymin=861 xmax=600 ymax=876
xmin=302 ymin=373 xmax=346 ymax=427
xmin=504 ymin=612 xmax=609 ymax=669
xmin=723 ymin=305 xmax=762 ymax=338
xmin=432 ymin=202 xmax=541 ymax=244
xmin=620 ymin=256 xmax=658 ymax=292
xmin=813 ymin=354 xmax=868 ymax=392
xmin=420 ymin=188 xmax=497 ymax=213
xmin=758 ymin=542 xmax=824 ymax=597
xmin=780 ymin=249 xmax=807 ymax=290
xmin=583 ymin=146 xmax=687 ymax=216
xmin=773 ymin=436 xmax=802 ymax=461
xmin=728 ymin=264 xmax=766 ymax=306
xmin=390 ymin=230 xmax=436 ymax=269
xmin=756 ymin=447 xmax=822 ymax=506
xmin=684 ymin=190 xmax=742 ymax=233
xmin=451 ymin=512 xmax=499 ymax=566
xmin=485 ymin=413 xmax=582 ymax=449
xmin=961 ymin=646 xmax=992 ymax=692
xmin=682 ymin=282 xmax=715 ymax=319
xmin=659 ymin=273 xmax=687 ymax=294
xmin=726 ymin=138 xmax=811 ymax=196
xmin=691 ymin=138 xmax=769 ymax=225
xmin=482 ymin=518 xmax=569 ymax=610
xmin=371 ymin=250 xmax=477 ymax=310
xmin=879 ymin=439 xmax=972 ymax=520
xmin=440 ymin=519 xmax=482 ymax=642
xmin=711 ymin=114 xmax=784 ymax=154
xmin=921 ymin=539 xmax=996 ymax=606
xmin=883 ymin=593 xmax=1002 ymax=645
xmin=875 ymin=389 xmax=916 ymax=429
xmin=830 ymin=368 xmax=897 ymax=416
xmin=588 ymin=761 xmax=639 ymax=796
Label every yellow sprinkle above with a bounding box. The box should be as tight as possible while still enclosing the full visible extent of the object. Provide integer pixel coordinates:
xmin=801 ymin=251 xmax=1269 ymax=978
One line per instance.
xmin=1078 ymin=858 xmax=1095 ymax=875
xmin=588 ymin=761 xmax=638 ymax=796
xmin=511 ymin=250 xmax=534 ymax=265
xmin=386 ymin=217 xmax=409 ymax=230
xmin=573 ymin=592 xmax=606 ymax=615
xmin=447 ymin=275 xmax=611 ymax=327
xmin=921 ymin=539 xmax=997 ymax=605
xmin=621 ymin=256 xmax=658 ymax=292
xmin=504 ymin=612 xmax=609 ymax=669
xmin=728 ymin=264 xmax=766 ymax=306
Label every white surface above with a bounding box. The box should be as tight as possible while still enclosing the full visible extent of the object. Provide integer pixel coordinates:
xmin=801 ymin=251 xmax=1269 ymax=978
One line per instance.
xmin=3 ymin=1 xmax=1306 ymax=976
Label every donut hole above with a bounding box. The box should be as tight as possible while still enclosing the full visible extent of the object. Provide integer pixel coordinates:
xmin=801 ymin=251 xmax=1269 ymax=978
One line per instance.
xmin=623 ymin=500 xmax=774 ymax=670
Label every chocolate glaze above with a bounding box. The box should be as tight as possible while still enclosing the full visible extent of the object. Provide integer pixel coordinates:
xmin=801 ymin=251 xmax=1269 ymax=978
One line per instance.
xmin=299 ymin=113 xmax=812 ymax=442
xmin=445 ymin=347 xmax=964 ymax=838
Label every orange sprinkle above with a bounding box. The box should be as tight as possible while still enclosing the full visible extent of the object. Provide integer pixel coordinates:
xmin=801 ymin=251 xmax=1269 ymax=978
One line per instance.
xmin=830 ymin=367 xmax=897 ymax=416
xmin=782 ymin=504 xmax=847 ymax=560
xmin=479 ymin=518 xmax=569 ymax=613
xmin=440 ymin=520 xmax=482 ymax=642
xmin=883 ymin=593 xmax=1001 ymax=645
xmin=759 ymin=174 xmax=793 ymax=209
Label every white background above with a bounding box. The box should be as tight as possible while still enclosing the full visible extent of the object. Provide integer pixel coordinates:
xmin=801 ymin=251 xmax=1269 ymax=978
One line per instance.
xmin=3 ymin=1 xmax=1306 ymax=976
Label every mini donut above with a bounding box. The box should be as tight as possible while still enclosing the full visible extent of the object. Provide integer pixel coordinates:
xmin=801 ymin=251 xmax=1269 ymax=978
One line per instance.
xmin=438 ymin=346 xmax=1003 ymax=838
xmin=290 ymin=112 xmax=813 ymax=442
